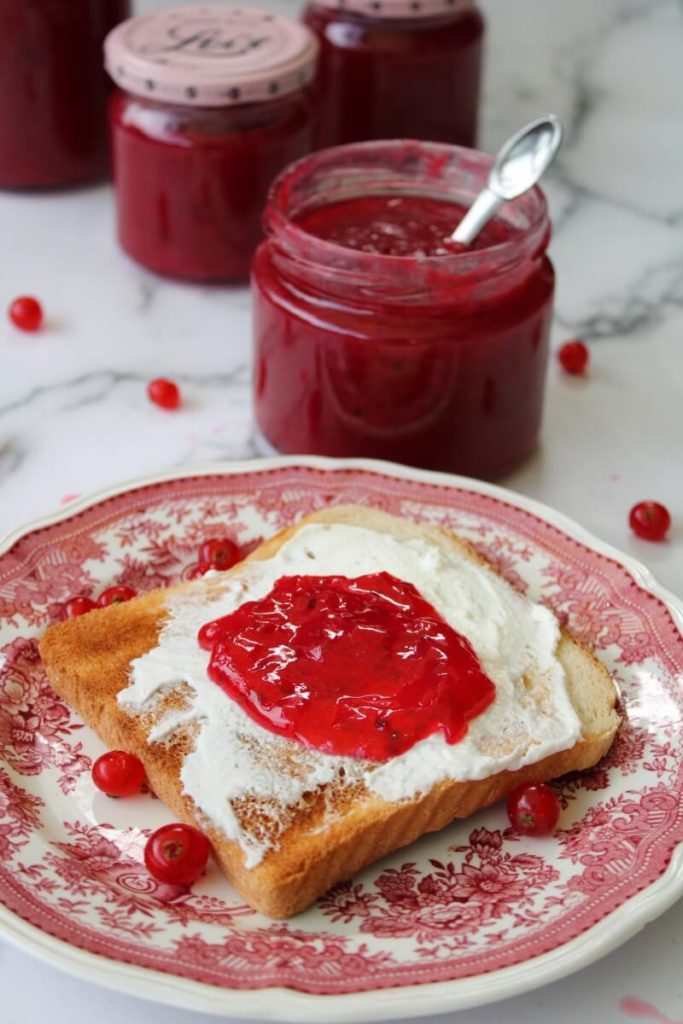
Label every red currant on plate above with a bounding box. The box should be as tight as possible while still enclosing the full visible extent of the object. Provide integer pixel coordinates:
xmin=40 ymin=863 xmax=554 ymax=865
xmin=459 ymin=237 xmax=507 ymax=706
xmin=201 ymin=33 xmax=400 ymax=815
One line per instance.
xmin=92 ymin=750 xmax=145 ymax=797
xmin=64 ymin=596 xmax=96 ymax=618
xmin=144 ymin=823 xmax=210 ymax=886
xmin=8 ymin=295 xmax=43 ymax=332
xmin=558 ymin=339 xmax=589 ymax=375
xmin=147 ymin=377 xmax=181 ymax=410
xmin=629 ymin=501 xmax=671 ymax=542
xmin=199 ymin=537 xmax=240 ymax=571
xmin=507 ymin=782 xmax=561 ymax=836
xmin=98 ymin=584 xmax=136 ymax=607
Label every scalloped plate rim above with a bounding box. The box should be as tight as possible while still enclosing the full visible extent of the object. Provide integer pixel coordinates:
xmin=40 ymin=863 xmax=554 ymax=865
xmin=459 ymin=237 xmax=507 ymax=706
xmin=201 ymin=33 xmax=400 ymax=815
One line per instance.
xmin=1 ymin=845 xmax=683 ymax=1022
xmin=0 ymin=454 xmax=681 ymax=1022
xmin=1 ymin=455 xmax=680 ymax=623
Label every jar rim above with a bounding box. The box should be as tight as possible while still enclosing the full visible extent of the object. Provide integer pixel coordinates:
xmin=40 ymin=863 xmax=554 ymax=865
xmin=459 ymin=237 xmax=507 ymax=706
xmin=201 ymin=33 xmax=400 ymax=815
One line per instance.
xmin=308 ymin=0 xmax=479 ymax=21
xmin=262 ymin=140 xmax=550 ymax=280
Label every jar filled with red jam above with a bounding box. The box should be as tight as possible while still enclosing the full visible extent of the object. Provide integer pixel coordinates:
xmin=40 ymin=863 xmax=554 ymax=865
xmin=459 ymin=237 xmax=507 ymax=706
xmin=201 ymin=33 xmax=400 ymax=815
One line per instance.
xmin=0 ymin=0 xmax=130 ymax=189
xmin=252 ymin=141 xmax=555 ymax=480
xmin=302 ymin=0 xmax=483 ymax=148
xmin=104 ymin=5 xmax=318 ymax=282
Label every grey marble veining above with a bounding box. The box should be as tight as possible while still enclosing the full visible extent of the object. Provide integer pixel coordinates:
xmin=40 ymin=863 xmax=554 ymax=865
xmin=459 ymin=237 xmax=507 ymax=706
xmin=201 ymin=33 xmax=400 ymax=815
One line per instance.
xmin=481 ymin=0 xmax=683 ymax=341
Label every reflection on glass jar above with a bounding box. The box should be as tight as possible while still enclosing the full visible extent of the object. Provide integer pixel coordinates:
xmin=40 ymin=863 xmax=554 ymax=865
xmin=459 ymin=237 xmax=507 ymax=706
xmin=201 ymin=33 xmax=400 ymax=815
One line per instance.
xmin=302 ymin=0 xmax=483 ymax=148
xmin=252 ymin=141 xmax=554 ymax=481
xmin=0 ymin=0 xmax=130 ymax=189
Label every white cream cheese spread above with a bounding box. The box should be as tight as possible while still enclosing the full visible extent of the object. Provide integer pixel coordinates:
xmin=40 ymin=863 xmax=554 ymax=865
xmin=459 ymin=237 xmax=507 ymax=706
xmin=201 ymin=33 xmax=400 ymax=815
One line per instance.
xmin=119 ymin=523 xmax=582 ymax=867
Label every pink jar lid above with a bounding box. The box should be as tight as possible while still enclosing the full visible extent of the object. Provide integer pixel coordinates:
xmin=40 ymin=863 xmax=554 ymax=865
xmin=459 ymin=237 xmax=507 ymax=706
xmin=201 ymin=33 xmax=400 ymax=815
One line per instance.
xmin=105 ymin=4 xmax=318 ymax=107
xmin=311 ymin=0 xmax=471 ymax=17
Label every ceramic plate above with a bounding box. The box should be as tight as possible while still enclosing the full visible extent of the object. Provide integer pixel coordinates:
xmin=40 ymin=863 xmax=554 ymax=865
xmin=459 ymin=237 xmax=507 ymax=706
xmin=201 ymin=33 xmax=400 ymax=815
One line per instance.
xmin=0 ymin=457 xmax=681 ymax=1021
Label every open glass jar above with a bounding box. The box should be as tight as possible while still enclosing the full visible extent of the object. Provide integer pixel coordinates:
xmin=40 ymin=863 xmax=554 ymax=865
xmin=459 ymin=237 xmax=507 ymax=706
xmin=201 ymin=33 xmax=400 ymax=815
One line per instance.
xmin=252 ymin=141 xmax=555 ymax=481
xmin=0 ymin=0 xmax=130 ymax=189
xmin=105 ymin=5 xmax=318 ymax=282
xmin=302 ymin=0 xmax=483 ymax=148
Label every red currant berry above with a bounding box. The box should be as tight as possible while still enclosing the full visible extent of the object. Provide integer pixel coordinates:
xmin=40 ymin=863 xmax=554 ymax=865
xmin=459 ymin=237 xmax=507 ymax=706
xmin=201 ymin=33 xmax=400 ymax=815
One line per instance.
xmin=197 ymin=620 xmax=219 ymax=651
xmin=8 ymin=295 xmax=43 ymax=332
xmin=558 ymin=339 xmax=589 ymax=375
xmin=198 ymin=538 xmax=239 ymax=571
xmin=629 ymin=501 xmax=671 ymax=542
xmin=507 ymin=782 xmax=561 ymax=836
xmin=98 ymin=585 xmax=137 ymax=607
xmin=144 ymin=823 xmax=210 ymax=886
xmin=92 ymin=750 xmax=145 ymax=798
xmin=64 ymin=596 xmax=96 ymax=618
xmin=147 ymin=377 xmax=181 ymax=410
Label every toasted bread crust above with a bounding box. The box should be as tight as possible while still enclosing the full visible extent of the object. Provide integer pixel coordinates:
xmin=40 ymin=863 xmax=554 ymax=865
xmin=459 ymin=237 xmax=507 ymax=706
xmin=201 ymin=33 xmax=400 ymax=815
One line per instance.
xmin=39 ymin=506 xmax=620 ymax=918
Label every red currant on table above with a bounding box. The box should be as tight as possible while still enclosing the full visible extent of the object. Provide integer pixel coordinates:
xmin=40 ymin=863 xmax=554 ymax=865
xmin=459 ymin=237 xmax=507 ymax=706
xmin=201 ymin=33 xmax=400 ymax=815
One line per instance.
xmin=629 ymin=501 xmax=671 ymax=542
xmin=199 ymin=538 xmax=240 ymax=571
xmin=144 ymin=823 xmax=210 ymax=886
xmin=8 ymin=295 xmax=43 ymax=332
xmin=92 ymin=750 xmax=145 ymax=797
xmin=98 ymin=584 xmax=136 ymax=607
xmin=558 ymin=339 xmax=589 ymax=375
xmin=147 ymin=377 xmax=181 ymax=410
xmin=64 ymin=596 xmax=96 ymax=618
xmin=507 ymin=782 xmax=561 ymax=836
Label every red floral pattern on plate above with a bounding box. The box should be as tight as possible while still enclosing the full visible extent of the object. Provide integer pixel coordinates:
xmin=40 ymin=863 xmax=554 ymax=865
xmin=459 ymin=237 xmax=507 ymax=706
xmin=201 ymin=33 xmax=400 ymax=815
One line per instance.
xmin=0 ymin=462 xmax=682 ymax=1006
xmin=0 ymin=637 xmax=90 ymax=791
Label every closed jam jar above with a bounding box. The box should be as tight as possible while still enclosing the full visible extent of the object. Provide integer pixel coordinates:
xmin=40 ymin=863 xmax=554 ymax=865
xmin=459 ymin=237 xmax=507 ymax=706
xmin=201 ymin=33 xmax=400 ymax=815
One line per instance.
xmin=0 ymin=0 xmax=130 ymax=189
xmin=252 ymin=142 xmax=555 ymax=480
xmin=302 ymin=0 xmax=483 ymax=148
xmin=105 ymin=5 xmax=318 ymax=282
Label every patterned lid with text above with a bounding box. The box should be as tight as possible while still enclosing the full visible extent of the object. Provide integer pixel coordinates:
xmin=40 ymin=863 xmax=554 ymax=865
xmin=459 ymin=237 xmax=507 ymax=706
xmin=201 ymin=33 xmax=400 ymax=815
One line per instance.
xmin=104 ymin=4 xmax=318 ymax=107
xmin=311 ymin=0 xmax=474 ymax=19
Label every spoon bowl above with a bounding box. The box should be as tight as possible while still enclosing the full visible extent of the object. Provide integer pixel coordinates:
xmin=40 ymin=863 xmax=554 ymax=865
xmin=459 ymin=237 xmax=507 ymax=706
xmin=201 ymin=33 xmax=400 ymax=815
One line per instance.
xmin=451 ymin=114 xmax=563 ymax=245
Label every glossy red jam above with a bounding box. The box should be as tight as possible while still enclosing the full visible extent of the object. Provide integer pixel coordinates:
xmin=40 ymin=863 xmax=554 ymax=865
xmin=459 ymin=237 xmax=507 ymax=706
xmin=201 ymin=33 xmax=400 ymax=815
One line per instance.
xmin=109 ymin=90 xmax=314 ymax=282
xmin=295 ymin=195 xmax=510 ymax=256
xmin=252 ymin=142 xmax=555 ymax=480
xmin=199 ymin=572 xmax=495 ymax=761
xmin=0 ymin=0 xmax=129 ymax=189
xmin=302 ymin=1 xmax=483 ymax=147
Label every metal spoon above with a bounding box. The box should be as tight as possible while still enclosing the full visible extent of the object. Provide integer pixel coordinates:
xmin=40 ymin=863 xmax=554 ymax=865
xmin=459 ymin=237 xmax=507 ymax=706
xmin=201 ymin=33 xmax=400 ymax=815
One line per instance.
xmin=450 ymin=114 xmax=563 ymax=245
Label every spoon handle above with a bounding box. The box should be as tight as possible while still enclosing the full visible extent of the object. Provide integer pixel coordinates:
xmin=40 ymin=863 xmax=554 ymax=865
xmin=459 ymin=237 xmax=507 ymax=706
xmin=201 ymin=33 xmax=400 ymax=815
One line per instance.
xmin=450 ymin=187 xmax=503 ymax=245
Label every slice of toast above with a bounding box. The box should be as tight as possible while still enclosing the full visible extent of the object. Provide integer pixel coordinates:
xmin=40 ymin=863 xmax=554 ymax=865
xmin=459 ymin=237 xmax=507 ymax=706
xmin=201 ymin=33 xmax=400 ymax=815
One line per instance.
xmin=39 ymin=505 xmax=619 ymax=918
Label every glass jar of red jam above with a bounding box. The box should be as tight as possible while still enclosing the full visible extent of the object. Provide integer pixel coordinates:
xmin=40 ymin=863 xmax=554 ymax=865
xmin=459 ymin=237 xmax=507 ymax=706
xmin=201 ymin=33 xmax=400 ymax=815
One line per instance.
xmin=302 ymin=0 xmax=483 ymax=148
xmin=252 ymin=141 xmax=555 ymax=481
xmin=0 ymin=0 xmax=130 ymax=190
xmin=104 ymin=5 xmax=318 ymax=282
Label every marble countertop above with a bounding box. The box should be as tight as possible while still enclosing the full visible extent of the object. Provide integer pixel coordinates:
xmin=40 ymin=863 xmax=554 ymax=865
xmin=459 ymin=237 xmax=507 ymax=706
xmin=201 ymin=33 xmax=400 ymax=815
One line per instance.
xmin=2 ymin=0 xmax=682 ymax=1022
